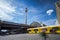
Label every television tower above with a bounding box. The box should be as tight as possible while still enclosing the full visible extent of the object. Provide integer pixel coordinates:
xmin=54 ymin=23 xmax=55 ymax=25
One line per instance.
xmin=25 ymin=8 xmax=28 ymax=25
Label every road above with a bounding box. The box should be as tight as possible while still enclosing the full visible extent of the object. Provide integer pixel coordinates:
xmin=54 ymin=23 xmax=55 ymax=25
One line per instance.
xmin=0 ymin=34 xmax=60 ymax=40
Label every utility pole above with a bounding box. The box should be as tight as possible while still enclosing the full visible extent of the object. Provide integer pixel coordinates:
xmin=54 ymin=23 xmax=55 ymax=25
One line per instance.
xmin=25 ymin=8 xmax=28 ymax=25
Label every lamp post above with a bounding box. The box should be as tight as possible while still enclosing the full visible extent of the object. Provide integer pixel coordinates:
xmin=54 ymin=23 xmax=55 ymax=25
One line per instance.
xmin=25 ymin=8 xmax=28 ymax=25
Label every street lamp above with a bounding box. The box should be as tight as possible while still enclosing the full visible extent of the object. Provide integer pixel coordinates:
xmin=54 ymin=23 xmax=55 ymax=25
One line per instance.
xmin=25 ymin=8 xmax=28 ymax=25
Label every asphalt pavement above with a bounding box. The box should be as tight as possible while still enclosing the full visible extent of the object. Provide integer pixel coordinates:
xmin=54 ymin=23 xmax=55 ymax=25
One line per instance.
xmin=0 ymin=34 xmax=60 ymax=40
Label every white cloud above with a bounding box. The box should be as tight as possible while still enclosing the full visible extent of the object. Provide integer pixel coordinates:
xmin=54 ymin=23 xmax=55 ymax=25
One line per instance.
xmin=0 ymin=9 xmax=13 ymax=20
xmin=0 ymin=0 xmax=15 ymax=13
xmin=27 ymin=15 xmax=39 ymax=24
xmin=43 ymin=19 xmax=56 ymax=26
xmin=28 ymin=7 xmax=39 ymax=14
xmin=0 ymin=0 xmax=16 ymax=21
xmin=28 ymin=14 xmax=45 ymax=24
xmin=46 ymin=9 xmax=54 ymax=15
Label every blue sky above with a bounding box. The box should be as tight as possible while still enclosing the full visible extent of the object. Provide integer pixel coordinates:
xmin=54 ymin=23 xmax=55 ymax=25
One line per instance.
xmin=0 ymin=0 xmax=58 ymax=25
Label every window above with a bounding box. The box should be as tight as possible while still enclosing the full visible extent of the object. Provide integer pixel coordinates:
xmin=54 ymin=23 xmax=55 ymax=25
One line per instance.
xmin=34 ymin=29 xmax=38 ymax=33
xmin=52 ymin=27 xmax=59 ymax=30
xmin=28 ymin=30 xmax=31 ymax=32
xmin=34 ymin=29 xmax=38 ymax=31
xmin=50 ymin=27 xmax=59 ymax=33
xmin=42 ymin=28 xmax=47 ymax=31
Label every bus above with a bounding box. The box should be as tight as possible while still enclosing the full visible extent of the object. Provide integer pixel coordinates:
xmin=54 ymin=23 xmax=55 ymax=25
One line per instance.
xmin=27 ymin=25 xmax=60 ymax=34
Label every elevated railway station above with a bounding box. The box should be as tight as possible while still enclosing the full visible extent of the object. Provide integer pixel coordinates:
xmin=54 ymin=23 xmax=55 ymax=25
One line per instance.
xmin=0 ymin=20 xmax=34 ymax=35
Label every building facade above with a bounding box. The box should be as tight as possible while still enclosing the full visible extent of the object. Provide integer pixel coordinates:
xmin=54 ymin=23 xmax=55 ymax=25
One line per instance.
xmin=56 ymin=1 xmax=60 ymax=25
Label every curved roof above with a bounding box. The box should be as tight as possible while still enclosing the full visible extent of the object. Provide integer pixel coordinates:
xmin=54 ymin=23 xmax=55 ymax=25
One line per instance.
xmin=30 ymin=22 xmax=42 ymax=27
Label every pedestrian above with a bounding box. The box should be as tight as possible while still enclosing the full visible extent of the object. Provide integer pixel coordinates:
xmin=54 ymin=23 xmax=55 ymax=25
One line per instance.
xmin=41 ymin=28 xmax=47 ymax=40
